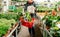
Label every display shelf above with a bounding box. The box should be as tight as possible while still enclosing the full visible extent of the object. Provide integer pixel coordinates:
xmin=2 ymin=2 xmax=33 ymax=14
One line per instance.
xmin=36 ymin=12 xmax=60 ymax=37
xmin=12 ymin=0 xmax=27 ymax=2
xmin=3 ymin=23 xmax=19 ymax=37
xmin=36 ymin=13 xmax=53 ymax=37
xmin=11 ymin=1 xmax=26 ymax=6
xmin=18 ymin=1 xmax=27 ymax=2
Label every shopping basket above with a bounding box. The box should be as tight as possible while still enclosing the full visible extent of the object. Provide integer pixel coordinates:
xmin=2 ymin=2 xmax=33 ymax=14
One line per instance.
xmin=20 ymin=17 xmax=35 ymax=28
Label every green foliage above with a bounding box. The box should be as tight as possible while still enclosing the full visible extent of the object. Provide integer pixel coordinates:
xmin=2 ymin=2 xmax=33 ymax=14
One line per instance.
xmin=8 ymin=5 xmax=17 ymax=13
xmin=42 ymin=15 xmax=59 ymax=27
xmin=17 ymin=7 xmax=23 ymax=13
xmin=57 ymin=1 xmax=60 ymax=5
xmin=0 ymin=18 xmax=16 ymax=37
xmin=0 ymin=13 xmax=19 ymax=21
xmin=43 ymin=15 xmax=60 ymax=37
xmin=57 ymin=16 xmax=60 ymax=21
xmin=25 ymin=12 xmax=31 ymax=22
xmin=37 ymin=6 xmax=55 ymax=12
xmin=50 ymin=27 xmax=60 ymax=37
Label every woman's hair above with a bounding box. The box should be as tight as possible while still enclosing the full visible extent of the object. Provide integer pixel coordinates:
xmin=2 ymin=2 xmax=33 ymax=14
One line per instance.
xmin=28 ymin=0 xmax=33 ymax=3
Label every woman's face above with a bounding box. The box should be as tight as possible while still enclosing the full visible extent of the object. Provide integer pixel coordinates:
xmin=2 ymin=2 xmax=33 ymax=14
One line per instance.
xmin=28 ymin=0 xmax=33 ymax=4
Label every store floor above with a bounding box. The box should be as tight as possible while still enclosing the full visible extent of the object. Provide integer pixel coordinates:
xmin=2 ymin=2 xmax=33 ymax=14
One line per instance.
xmin=17 ymin=25 xmax=43 ymax=37
xmin=18 ymin=25 xmax=30 ymax=37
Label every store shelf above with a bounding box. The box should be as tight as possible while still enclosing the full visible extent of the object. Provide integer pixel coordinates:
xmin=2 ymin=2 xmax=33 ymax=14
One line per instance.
xmin=36 ymin=13 xmax=53 ymax=37
xmin=18 ymin=1 xmax=27 ymax=2
xmin=4 ymin=23 xmax=19 ymax=37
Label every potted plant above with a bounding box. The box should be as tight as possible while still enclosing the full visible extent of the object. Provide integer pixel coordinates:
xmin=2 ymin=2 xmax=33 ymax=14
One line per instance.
xmin=20 ymin=12 xmax=35 ymax=28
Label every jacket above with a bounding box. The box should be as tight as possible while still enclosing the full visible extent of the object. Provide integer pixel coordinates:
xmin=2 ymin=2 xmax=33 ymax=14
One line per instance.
xmin=24 ymin=1 xmax=36 ymax=12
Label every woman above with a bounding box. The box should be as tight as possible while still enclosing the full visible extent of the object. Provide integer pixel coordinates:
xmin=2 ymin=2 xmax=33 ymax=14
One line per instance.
xmin=24 ymin=0 xmax=36 ymax=18
xmin=24 ymin=0 xmax=36 ymax=37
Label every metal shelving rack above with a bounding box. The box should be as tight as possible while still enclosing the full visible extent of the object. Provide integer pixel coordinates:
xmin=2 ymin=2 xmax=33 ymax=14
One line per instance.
xmin=36 ymin=14 xmax=53 ymax=37
xmin=3 ymin=22 xmax=21 ymax=37
xmin=7 ymin=24 xmax=19 ymax=37
xmin=11 ymin=0 xmax=27 ymax=6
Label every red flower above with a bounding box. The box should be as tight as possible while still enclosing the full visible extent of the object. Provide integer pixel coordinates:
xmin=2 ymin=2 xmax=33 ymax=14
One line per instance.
xmin=52 ymin=10 xmax=57 ymax=16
